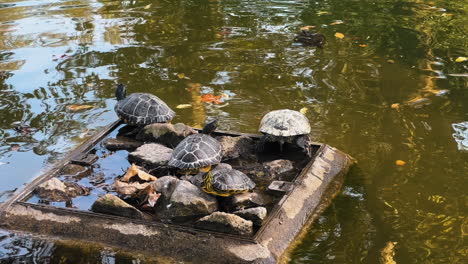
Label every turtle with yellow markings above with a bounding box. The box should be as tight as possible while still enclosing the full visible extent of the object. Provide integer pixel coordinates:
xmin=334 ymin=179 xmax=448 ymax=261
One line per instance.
xmin=202 ymin=166 xmax=255 ymax=197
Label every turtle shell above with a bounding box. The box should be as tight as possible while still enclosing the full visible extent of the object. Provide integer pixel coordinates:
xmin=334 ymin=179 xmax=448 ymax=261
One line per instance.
xmin=211 ymin=168 xmax=255 ymax=193
xmin=168 ymin=134 xmax=222 ymax=169
xmin=259 ymin=109 xmax=310 ymax=137
xmin=115 ymin=93 xmax=175 ymax=126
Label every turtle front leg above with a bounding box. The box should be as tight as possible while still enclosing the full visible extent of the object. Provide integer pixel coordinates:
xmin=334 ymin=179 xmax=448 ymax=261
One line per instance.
xmin=256 ymin=135 xmax=267 ymax=153
xmin=296 ymin=135 xmax=312 ymax=157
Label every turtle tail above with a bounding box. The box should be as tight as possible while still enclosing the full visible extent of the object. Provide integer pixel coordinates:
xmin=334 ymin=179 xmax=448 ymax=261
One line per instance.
xmin=116 ymin=84 xmax=126 ymax=101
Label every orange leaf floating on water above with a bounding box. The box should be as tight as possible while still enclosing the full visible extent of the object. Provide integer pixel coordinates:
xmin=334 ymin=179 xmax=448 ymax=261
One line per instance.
xmin=67 ymin=105 xmax=94 ymax=111
xmin=300 ymin=25 xmax=316 ymax=30
xmin=201 ymin=94 xmax=222 ymax=104
xmin=390 ymin=103 xmax=400 ymax=110
xmin=359 ymin=44 xmax=367 ymax=47
xmin=177 ymin=73 xmax=185 ymax=79
xmin=334 ymin=32 xmax=345 ymax=39
xmin=395 ymin=160 xmax=406 ymax=166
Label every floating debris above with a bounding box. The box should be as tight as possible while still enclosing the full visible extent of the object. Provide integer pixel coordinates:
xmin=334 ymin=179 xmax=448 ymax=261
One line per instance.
xmin=452 ymin=122 xmax=468 ymax=151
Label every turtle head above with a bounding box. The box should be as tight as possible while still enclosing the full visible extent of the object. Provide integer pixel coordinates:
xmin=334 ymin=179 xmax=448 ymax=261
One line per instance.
xmin=202 ymin=119 xmax=218 ymax=135
xmin=116 ymin=84 xmax=126 ymax=101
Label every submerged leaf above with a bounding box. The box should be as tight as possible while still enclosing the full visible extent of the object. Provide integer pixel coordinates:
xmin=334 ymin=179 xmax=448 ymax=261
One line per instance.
xmin=176 ymin=104 xmax=192 ymax=109
xmin=334 ymin=32 xmax=345 ymax=39
xmin=177 ymin=73 xmax=185 ymax=79
xmin=67 ymin=105 xmax=94 ymax=111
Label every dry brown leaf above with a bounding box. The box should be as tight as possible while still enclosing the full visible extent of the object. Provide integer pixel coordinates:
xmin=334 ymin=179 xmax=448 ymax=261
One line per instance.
xmin=113 ymin=179 xmax=151 ymax=196
xmin=137 ymin=169 xmax=157 ymax=181
xmin=67 ymin=105 xmax=94 ymax=111
xmin=334 ymin=32 xmax=345 ymax=39
xmin=300 ymin=25 xmax=316 ymax=30
xmin=121 ymin=163 xmax=157 ymax=182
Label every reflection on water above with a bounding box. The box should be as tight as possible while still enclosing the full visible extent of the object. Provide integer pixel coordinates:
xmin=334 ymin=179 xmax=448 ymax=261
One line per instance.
xmin=0 ymin=0 xmax=467 ymax=263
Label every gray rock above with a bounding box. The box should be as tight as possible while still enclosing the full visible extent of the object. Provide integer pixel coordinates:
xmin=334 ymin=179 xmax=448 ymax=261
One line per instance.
xmin=91 ymin=194 xmax=146 ymax=220
xmin=157 ymin=180 xmax=218 ymax=220
xmin=103 ymin=137 xmax=143 ymax=151
xmin=195 ymin=212 xmax=253 ymax=236
xmin=263 ymin=159 xmax=295 ymax=180
xmin=60 ymin=164 xmax=91 ymax=179
xmin=35 ymin=178 xmax=89 ymax=202
xmin=267 ymin=180 xmax=294 ymax=196
xmin=217 ymin=136 xmax=255 ymax=161
xmin=152 ymin=176 xmax=179 ymax=198
xmin=227 ymin=191 xmax=274 ymax=211
xmin=128 ymin=143 xmax=173 ymax=169
xmin=136 ymin=123 xmax=197 ymax=148
xmin=233 ymin=207 xmax=267 ymax=226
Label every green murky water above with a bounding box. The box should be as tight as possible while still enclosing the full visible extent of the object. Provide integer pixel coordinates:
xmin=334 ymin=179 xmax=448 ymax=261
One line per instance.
xmin=0 ymin=0 xmax=467 ymax=263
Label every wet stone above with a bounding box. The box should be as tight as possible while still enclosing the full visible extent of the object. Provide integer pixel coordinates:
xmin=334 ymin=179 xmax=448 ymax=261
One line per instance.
xmin=91 ymin=194 xmax=146 ymax=220
xmin=195 ymin=212 xmax=253 ymax=236
xmin=152 ymin=176 xmax=179 ymax=199
xmin=128 ymin=143 xmax=173 ymax=169
xmin=34 ymin=178 xmax=89 ymax=202
xmin=233 ymin=207 xmax=267 ymax=226
xmin=136 ymin=123 xmax=197 ymax=148
xmin=103 ymin=137 xmax=143 ymax=151
xmin=227 ymin=191 xmax=274 ymax=211
xmin=263 ymin=159 xmax=295 ymax=180
xmin=267 ymin=181 xmax=294 ymax=196
xmin=217 ymin=136 xmax=256 ymax=161
xmin=156 ymin=180 xmax=218 ymax=220
xmin=60 ymin=164 xmax=90 ymax=178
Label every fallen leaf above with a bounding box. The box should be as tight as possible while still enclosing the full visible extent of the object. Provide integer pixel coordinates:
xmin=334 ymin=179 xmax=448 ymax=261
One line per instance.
xmin=144 ymin=4 xmax=152 ymax=9
xmin=300 ymin=107 xmax=308 ymax=114
xmin=121 ymin=164 xmax=157 ymax=182
xmin=329 ymin=20 xmax=344 ymax=25
xmin=317 ymin=11 xmax=329 ymax=15
xmin=334 ymin=32 xmax=345 ymax=39
xmin=300 ymin=25 xmax=316 ymax=30
xmin=112 ymin=179 xmax=151 ymax=196
xmin=455 ymin=57 xmax=467 ymax=63
xmin=387 ymin=59 xmax=395 ymax=64
xmin=201 ymin=94 xmax=222 ymax=104
xmin=390 ymin=103 xmax=400 ymax=110
xmin=395 ymin=160 xmax=406 ymax=166
xmin=177 ymin=73 xmax=185 ymax=79
xmin=176 ymin=104 xmax=192 ymax=109
xmin=67 ymin=105 xmax=94 ymax=111
xmin=380 ymin=241 xmax=398 ymax=264
xmin=359 ymin=44 xmax=367 ymax=47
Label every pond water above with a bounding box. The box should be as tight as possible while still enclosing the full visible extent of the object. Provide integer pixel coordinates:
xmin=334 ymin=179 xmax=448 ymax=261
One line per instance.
xmin=0 ymin=0 xmax=466 ymax=263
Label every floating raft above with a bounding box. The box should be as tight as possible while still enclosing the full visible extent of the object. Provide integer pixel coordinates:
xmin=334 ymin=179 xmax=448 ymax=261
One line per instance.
xmin=0 ymin=121 xmax=354 ymax=264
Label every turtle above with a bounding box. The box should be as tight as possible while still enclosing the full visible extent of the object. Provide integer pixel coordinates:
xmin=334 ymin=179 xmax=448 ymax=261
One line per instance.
xmin=202 ymin=166 xmax=256 ymax=197
xmin=257 ymin=109 xmax=312 ymax=157
xmin=168 ymin=119 xmax=222 ymax=174
xmin=114 ymin=84 xmax=175 ymax=126
xmin=294 ymin=30 xmax=326 ymax=48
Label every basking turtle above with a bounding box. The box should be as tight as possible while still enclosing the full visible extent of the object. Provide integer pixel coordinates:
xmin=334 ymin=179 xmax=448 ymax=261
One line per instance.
xmin=258 ymin=109 xmax=312 ymax=157
xmin=168 ymin=119 xmax=222 ymax=174
xmin=114 ymin=84 xmax=175 ymax=126
xmin=294 ymin=30 xmax=326 ymax=48
xmin=202 ymin=166 xmax=255 ymax=197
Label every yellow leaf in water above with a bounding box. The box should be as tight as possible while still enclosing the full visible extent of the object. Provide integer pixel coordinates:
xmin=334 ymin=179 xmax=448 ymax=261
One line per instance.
xmin=330 ymin=20 xmax=344 ymax=25
xmin=144 ymin=4 xmax=152 ymax=9
xmin=67 ymin=105 xmax=94 ymax=111
xmin=390 ymin=103 xmax=400 ymax=110
xmin=176 ymin=104 xmax=192 ymax=109
xmin=395 ymin=160 xmax=406 ymax=166
xmin=334 ymin=32 xmax=345 ymax=39
xmin=455 ymin=57 xmax=467 ymax=62
xmin=300 ymin=107 xmax=308 ymax=114
xmin=300 ymin=25 xmax=316 ymax=30
xmin=380 ymin=241 xmax=398 ymax=264
xmin=387 ymin=59 xmax=395 ymax=64
xmin=359 ymin=44 xmax=367 ymax=47
xmin=177 ymin=73 xmax=185 ymax=79
xmin=317 ymin=11 xmax=329 ymax=15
